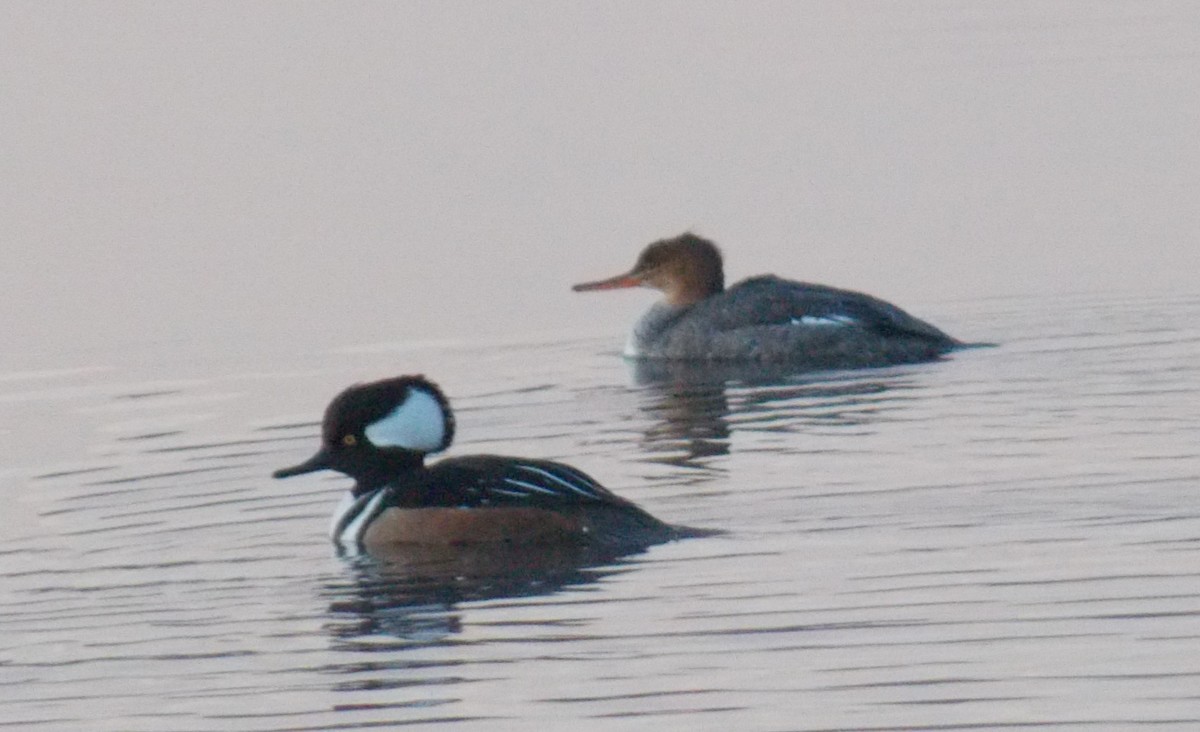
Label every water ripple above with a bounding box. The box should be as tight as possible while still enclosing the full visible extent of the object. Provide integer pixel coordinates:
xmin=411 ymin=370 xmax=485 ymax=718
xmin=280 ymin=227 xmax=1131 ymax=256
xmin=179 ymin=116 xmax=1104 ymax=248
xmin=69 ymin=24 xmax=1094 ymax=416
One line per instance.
xmin=2 ymin=293 xmax=1199 ymax=730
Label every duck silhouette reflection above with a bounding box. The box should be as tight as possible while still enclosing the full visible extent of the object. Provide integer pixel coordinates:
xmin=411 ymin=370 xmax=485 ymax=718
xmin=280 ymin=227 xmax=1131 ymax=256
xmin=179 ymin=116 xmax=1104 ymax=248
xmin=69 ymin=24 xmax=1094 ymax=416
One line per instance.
xmin=323 ymin=541 xmax=640 ymax=645
xmin=629 ymin=359 xmax=923 ymax=471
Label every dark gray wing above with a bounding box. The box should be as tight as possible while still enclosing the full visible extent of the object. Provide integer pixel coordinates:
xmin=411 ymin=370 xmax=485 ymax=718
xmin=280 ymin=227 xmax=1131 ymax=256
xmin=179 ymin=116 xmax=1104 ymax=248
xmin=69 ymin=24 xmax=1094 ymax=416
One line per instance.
xmin=410 ymin=456 xmax=634 ymax=509
xmin=688 ymin=276 xmax=956 ymax=343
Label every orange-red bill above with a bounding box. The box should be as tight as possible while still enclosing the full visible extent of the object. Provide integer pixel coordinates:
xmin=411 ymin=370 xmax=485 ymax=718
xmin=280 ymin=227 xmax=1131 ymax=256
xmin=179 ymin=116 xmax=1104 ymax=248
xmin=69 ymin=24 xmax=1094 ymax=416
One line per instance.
xmin=571 ymin=273 xmax=644 ymax=292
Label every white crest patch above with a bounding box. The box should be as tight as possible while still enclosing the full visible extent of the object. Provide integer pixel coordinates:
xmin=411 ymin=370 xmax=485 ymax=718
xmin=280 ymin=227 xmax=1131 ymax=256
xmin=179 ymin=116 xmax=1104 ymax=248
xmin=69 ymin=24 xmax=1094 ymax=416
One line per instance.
xmin=363 ymin=386 xmax=448 ymax=452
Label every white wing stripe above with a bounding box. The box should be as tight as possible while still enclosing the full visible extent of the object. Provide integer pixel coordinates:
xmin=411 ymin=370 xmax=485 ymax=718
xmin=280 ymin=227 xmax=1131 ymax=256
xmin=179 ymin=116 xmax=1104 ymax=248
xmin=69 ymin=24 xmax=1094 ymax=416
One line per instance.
xmin=501 ymin=477 xmax=561 ymax=496
xmin=554 ymin=463 xmax=603 ymax=489
xmin=512 ymin=464 xmax=601 ymax=498
xmin=491 ymin=487 xmax=532 ymax=498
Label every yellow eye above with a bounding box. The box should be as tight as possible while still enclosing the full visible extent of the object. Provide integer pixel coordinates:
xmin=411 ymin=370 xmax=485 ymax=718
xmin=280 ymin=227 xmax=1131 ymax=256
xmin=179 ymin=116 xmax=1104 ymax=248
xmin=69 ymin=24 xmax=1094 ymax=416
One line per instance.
xmin=342 ymin=434 xmax=357 ymax=447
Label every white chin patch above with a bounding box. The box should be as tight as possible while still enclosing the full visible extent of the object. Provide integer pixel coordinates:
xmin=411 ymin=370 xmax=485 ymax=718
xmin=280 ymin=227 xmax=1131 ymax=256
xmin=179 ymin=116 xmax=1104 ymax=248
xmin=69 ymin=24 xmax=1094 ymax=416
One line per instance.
xmin=623 ymin=332 xmax=642 ymax=358
xmin=363 ymin=387 xmax=447 ymax=452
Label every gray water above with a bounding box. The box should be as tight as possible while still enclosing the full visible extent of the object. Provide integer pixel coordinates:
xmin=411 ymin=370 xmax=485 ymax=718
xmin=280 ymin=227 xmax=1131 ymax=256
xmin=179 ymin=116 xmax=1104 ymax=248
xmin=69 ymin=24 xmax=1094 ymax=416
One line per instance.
xmin=3 ymin=1 xmax=1199 ymax=730
xmin=2 ymin=292 xmax=1199 ymax=731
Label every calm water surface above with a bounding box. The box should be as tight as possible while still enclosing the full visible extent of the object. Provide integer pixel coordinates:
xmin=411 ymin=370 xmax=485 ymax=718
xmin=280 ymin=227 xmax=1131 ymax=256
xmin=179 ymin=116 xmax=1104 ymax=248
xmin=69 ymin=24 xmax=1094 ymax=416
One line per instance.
xmin=2 ymin=292 xmax=1198 ymax=731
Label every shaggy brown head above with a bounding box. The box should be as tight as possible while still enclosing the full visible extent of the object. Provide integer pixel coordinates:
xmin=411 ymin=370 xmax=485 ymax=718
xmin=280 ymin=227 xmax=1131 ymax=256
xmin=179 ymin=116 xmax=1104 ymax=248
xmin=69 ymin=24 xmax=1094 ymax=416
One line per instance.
xmin=572 ymin=233 xmax=725 ymax=306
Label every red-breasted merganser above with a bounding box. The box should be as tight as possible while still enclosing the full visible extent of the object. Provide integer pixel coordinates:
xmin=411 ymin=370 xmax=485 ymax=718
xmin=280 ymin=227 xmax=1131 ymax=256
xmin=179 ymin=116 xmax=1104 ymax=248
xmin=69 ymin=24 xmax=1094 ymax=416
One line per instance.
xmin=573 ymin=233 xmax=964 ymax=368
xmin=273 ymin=375 xmax=704 ymax=551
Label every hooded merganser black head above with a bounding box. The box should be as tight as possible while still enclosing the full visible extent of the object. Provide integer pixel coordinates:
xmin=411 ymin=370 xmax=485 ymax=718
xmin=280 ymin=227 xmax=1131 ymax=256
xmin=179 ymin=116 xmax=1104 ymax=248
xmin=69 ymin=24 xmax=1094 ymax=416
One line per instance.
xmin=273 ymin=375 xmax=455 ymax=492
xmin=572 ymin=233 xmax=726 ymax=306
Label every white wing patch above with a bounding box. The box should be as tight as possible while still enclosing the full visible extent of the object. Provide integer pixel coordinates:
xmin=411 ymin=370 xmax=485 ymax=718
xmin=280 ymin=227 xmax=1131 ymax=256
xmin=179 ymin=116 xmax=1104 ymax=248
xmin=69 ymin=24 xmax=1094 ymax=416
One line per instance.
xmin=364 ymin=386 xmax=448 ymax=452
xmin=791 ymin=314 xmax=859 ymax=327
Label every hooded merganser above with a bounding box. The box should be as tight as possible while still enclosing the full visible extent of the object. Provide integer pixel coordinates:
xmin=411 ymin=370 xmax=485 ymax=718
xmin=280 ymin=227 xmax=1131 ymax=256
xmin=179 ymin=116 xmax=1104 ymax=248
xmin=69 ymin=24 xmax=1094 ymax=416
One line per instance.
xmin=273 ymin=376 xmax=697 ymax=551
xmin=573 ymin=233 xmax=966 ymax=368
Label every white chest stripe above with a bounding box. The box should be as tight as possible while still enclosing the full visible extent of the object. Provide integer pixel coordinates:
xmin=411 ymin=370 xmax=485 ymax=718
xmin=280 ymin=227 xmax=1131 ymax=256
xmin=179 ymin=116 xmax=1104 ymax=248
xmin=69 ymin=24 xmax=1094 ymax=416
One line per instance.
xmin=329 ymin=491 xmax=358 ymax=539
xmin=364 ymin=388 xmax=447 ymax=452
xmin=335 ymin=488 xmax=389 ymax=547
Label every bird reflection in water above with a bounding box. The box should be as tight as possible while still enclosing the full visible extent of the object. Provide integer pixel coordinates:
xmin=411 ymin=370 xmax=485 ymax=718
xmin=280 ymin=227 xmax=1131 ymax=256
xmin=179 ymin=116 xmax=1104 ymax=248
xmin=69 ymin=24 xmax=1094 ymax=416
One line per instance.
xmin=323 ymin=541 xmax=639 ymax=647
xmin=630 ymin=359 xmax=924 ymax=471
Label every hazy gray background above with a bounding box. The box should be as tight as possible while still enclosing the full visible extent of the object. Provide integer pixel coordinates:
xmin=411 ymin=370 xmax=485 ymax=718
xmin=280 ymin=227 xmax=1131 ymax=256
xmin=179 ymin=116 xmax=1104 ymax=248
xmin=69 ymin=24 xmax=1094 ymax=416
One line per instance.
xmin=3 ymin=5 xmax=1200 ymax=729
xmin=3 ymin=1 xmax=1197 ymax=365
